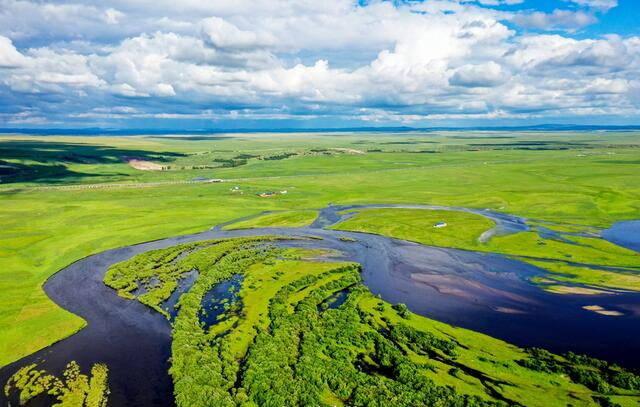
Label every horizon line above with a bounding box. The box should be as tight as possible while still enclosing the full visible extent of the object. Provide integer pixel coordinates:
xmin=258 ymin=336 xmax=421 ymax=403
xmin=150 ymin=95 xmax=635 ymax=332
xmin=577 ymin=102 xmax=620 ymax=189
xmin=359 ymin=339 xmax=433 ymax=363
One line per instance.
xmin=2 ymin=124 xmax=640 ymax=136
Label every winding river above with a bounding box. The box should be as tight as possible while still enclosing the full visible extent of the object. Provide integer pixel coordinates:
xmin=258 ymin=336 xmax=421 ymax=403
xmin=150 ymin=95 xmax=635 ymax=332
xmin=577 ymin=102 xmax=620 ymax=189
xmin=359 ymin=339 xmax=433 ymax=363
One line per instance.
xmin=1 ymin=204 xmax=639 ymax=407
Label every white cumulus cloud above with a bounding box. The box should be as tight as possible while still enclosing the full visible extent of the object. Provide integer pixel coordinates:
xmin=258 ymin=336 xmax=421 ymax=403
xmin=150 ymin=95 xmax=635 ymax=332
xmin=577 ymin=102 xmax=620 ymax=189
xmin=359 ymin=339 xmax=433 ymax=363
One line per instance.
xmin=0 ymin=0 xmax=637 ymax=126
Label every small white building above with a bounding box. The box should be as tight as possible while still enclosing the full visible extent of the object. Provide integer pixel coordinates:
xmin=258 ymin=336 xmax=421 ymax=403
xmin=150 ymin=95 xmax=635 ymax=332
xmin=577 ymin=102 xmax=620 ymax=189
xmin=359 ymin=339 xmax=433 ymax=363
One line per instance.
xmin=433 ymin=222 xmax=448 ymax=228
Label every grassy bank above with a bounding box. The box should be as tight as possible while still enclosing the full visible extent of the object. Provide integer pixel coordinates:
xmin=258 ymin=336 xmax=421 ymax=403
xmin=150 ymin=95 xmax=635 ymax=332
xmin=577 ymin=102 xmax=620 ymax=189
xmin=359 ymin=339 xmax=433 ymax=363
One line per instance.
xmin=223 ymin=210 xmax=319 ymax=230
xmin=332 ymin=208 xmax=495 ymax=248
xmin=333 ymin=208 xmax=640 ymax=292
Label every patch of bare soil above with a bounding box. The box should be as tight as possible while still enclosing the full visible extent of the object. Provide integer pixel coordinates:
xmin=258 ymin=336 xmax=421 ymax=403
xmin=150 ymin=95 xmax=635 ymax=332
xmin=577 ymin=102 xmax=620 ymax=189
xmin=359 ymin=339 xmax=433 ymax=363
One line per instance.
xmin=329 ymin=147 xmax=365 ymax=155
xmin=123 ymin=157 xmax=164 ymax=171
xmin=582 ymin=305 xmax=624 ymax=317
xmin=547 ymin=286 xmax=612 ymax=296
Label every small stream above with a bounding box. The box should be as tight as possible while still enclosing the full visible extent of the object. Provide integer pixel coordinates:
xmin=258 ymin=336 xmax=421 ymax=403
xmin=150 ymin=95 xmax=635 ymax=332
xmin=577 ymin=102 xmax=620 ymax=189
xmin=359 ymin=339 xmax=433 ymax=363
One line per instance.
xmin=163 ymin=269 xmax=198 ymax=321
xmin=0 ymin=203 xmax=638 ymax=407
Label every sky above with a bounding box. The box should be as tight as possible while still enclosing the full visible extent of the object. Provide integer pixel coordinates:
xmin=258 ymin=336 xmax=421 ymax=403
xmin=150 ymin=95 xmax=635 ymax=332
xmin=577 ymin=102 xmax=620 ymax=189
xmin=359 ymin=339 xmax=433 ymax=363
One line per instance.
xmin=0 ymin=0 xmax=639 ymax=129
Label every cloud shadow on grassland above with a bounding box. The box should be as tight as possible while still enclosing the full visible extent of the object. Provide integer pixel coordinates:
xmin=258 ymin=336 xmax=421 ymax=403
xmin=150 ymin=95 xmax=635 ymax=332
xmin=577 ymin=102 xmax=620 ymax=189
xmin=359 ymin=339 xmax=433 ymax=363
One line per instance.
xmin=0 ymin=140 xmax=186 ymax=184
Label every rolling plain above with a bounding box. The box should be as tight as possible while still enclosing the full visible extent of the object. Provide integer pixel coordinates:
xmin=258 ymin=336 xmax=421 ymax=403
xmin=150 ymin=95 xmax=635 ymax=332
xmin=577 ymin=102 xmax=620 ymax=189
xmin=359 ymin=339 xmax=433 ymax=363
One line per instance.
xmin=1 ymin=131 xmax=639 ymax=406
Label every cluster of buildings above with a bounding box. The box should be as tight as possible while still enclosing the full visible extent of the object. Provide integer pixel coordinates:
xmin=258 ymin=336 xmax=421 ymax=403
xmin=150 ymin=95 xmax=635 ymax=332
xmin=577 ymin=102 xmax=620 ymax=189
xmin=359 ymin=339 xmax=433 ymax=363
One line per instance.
xmin=258 ymin=190 xmax=288 ymax=198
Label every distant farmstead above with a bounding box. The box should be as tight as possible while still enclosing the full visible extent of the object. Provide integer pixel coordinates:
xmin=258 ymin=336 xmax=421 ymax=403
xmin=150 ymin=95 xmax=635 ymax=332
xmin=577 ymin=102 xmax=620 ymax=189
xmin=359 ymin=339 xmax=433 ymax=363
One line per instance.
xmin=433 ymin=222 xmax=448 ymax=228
xmin=258 ymin=190 xmax=290 ymax=198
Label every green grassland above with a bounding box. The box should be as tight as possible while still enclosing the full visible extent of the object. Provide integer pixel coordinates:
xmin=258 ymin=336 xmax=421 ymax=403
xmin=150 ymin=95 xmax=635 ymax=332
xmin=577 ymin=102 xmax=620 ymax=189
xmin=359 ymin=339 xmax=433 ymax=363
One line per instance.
xmin=1 ymin=131 xmax=640 ymax=367
xmin=223 ymin=210 xmax=318 ymax=230
xmin=333 ymin=208 xmax=495 ymax=249
xmin=527 ymin=260 xmax=640 ymax=292
xmin=108 ymin=238 xmax=640 ymax=407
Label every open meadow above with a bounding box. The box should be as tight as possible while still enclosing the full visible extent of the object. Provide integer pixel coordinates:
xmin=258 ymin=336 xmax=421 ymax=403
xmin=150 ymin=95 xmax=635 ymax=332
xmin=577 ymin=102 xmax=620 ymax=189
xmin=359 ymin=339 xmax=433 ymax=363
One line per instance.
xmin=1 ymin=131 xmax=639 ymax=406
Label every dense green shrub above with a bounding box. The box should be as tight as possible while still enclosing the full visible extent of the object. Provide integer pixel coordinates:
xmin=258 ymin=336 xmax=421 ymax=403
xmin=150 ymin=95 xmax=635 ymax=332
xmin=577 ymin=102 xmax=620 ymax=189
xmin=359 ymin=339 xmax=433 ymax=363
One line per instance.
xmin=391 ymin=303 xmax=410 ymax=319
xmin=107 ymin=237 xmax=640 ymax=407
xmin=4 ymin=361 xmax=109 ymax=407
xmin=518 ymin=347 xmax=640 ymax=394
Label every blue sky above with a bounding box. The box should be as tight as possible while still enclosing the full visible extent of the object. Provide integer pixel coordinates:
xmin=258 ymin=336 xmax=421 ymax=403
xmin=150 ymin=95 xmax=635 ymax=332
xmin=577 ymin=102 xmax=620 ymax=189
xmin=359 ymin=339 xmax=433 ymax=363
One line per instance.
xmin=0 ymin=0 xmax=639 ymax=129
xmin=485 ymin=0 xmax=638 ymax=37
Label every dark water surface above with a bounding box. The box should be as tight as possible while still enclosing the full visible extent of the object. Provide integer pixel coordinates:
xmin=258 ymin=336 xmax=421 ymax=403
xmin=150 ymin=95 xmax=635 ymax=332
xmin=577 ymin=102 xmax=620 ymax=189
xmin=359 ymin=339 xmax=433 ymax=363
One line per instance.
xmin=164 ymin=269 xmax=198 ymax=321
xmin=318 ymin=288 xmax=351 ymax=312
xmin=1 ymin=204 xmax=639 ymax=407
xmin=199 ymin=274 xmax=243 ymax=329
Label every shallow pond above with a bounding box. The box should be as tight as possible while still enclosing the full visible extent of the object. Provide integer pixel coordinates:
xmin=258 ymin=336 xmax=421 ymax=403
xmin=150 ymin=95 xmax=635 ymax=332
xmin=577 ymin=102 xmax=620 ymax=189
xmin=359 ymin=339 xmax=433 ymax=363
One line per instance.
xmin=198 ymin=274 xmax=243 ymax=329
